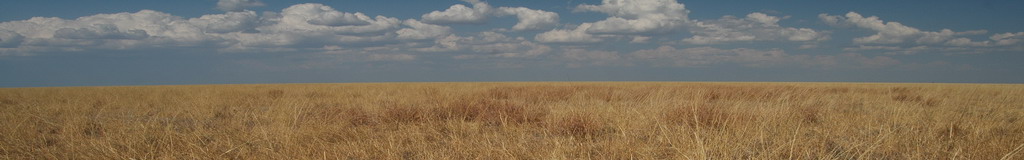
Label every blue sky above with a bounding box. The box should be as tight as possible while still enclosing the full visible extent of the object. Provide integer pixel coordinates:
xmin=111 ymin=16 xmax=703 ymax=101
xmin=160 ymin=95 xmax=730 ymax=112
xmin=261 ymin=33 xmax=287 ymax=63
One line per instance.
xmin=1 ymin=0 xmax=1023 ymax=87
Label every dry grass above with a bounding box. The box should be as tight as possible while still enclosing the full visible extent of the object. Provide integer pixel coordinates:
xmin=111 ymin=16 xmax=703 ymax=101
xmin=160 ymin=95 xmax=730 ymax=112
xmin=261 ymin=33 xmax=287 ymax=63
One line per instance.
xmin=1 ymin=82 xmax=1023 ymax=159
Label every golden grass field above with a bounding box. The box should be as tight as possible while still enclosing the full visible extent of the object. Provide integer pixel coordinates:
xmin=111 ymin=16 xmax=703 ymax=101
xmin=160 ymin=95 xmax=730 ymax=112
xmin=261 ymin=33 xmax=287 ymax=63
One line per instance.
xmin=1 ymin=82 xmax=1023 ymax=159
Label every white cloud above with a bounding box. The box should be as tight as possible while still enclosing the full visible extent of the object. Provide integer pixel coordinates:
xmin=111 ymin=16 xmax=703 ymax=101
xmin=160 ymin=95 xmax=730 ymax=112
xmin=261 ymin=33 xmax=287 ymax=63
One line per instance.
xmin=818 ymin=12 xmax=1024 ymax=54
xmin=473 ymin=33 xmax=552 ymax=58
xmin=1 ymin=0 xmax=1016 ymax=67
xmin=414 ymin=35 xmax=462 ymax=52
xmin=683 ymin=12 xmax=827 ymax=44
xmin=217 ymin=32 xmax=298 ymax=50
xmin=263 ymin=3 xmax=400 ymax=34
xmin=188 ymin=11 xmax=259 ymax=33
xmin=0 ymin=30 xmax=24 ymax=48
xmin=555 ymin=0 xmax=825 ymax=44
xmin=216 ymin=0 xmax=266 ymax=12
xmin=52 ymin=24 xmax=149 ymax=40
xmin=476 ymin=31 xmax=510 ymax=43
xmin=73 ymin=11 xmax=205 ymax=40
xmin=535 ymin=23 xmax=602 ymax=43
xmin=396 ymin=19 xmax=451 ymax=40
xmin=745 ymin=12 xmax=780 ymax=25
xmin=0 ymin=3 xmax=449 ymax=55
xmin=945 ymin=38 xmax=990 ymax=47
xmin=819 ymin=12 xmax=994 ymax=46
xmin=574 ymin=0 xmax=690 ymax=34
xmin=852 ymin=13 xmax=921 ymax=44
xmin=990 ymin=32 xmax=1024 ymax=46
xmin=421 ymin=0 xmax=558 ymax=31
xmin=302 ymin=11 xmax=371 ymax=26
xmin=0 ymin=10 xmax=221 ymax=51
xmin=476 ymin=41 xmax=551 ymax=58
xmin=216 ymin=3 xmax=405 ymax=51
xmin=415 ymin=33 xmax=508 ymax=53
xmin=416 ymin=32 xmax=551 ymax=58
xmin=421 ymin=0 xmax=492 ymax=24
xmin=495 ymin=7 xmax=559 ymax=31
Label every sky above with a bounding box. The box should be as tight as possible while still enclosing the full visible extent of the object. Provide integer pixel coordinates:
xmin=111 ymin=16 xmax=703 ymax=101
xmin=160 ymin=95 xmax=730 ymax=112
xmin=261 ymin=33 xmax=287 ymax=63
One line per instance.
xmin=1 ymin=0 xmax=1023 ymax=87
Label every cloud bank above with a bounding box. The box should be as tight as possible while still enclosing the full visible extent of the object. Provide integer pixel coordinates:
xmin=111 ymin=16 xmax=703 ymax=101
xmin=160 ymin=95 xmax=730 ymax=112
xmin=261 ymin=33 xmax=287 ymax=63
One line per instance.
xmin=0 ymin=0 xmax=1019 ymax=70
xmin=820 ymin=12 xmax=1023 ymax=54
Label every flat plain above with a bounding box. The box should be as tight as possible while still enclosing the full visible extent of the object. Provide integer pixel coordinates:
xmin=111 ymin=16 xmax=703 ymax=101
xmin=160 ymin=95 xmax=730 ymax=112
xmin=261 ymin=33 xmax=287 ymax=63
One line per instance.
xmin=1 ymin=82 xmax=1022 ymax=159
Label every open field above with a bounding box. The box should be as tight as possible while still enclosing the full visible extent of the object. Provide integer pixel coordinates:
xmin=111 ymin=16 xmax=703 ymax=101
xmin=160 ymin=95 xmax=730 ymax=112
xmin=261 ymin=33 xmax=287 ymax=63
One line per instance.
xmin=1 ymin=82 xmax=1023 ymax=159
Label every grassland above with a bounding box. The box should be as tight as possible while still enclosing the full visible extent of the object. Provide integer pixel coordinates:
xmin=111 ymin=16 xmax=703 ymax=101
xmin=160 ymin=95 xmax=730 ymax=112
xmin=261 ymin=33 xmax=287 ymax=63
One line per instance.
xmin=1 ymin=82 xmax=1023 ymax=159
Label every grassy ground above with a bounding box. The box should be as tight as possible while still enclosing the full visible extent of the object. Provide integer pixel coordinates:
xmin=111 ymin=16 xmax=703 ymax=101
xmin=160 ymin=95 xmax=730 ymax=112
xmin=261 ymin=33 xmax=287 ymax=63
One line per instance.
xmin=1 ymin=82 xmax=1023 ymax=159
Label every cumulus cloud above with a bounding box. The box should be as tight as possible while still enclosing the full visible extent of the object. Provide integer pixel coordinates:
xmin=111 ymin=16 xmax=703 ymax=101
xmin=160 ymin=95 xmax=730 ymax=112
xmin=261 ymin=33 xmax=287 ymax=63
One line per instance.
xmin=188 ymin=11 xmax=259 ymax=33
xmin=218 ymin=3 xmax=406 ymax=51
xmin=545 ymin=0 xmax=825 ymax=44
xmin=683 ymin=12 xmax=827 ymax=44
xmin=495 ymin=7 xmax=559 ymax=31
xmin=945 ymin=38 xmax=991 ymax=47
xmin=473 ymin=41 xmax=551 ymax=58
xmin=415 ymin=32 xmax=515 ymax=52
xmin=473 ymin=32 xmax=552 ymax=58
xmin=415 ymin=35 xmax=462 ymax=52
xmin=263 ymin=3 xmax=400 ymax=34
xmin=990 ymin=32 xmax=1024 ymax=46
xmin=416 ymin=31 xmax=551 ymax=58
xmin=421 ymin=0 xmax=492 ymax=24
xmin=0 ymin=10 xmax=220 ymax=51
xmin=0 ymin=30 xmax=24 ymax=48
xmin=535 ymin=23 xmax=602 ymax=43
xmin=818 ymin=12 xmax=1024 ymax=54
xmin=574 ymin=0 xmax=690 ymax=34
xmin=837 ymin=12 xmax=924 ymax=44
xmin=53 ymin=24 xmax=149 ymax=39
xmin=2 ymin=0 xmax=1015 ymax=69
xmin=216 ymin=0 xmax=265 ymax=12
xmin=819 ymin=12 xmax=988 ymax=45
xmin=421 ymin=0 xmax=558 ymax=31
xmin=396 ymin=19 xmax=451 ymax=40
xmin=288 ymin=5 xmax=371 ymax=26
xmin=0 ymin=3 xmax=450 ymax=55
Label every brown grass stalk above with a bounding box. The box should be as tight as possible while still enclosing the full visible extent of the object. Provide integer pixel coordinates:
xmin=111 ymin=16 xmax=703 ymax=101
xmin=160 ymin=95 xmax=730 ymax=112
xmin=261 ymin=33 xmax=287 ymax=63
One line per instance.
xmin=0 ymin=82 xmax=1020 ymax=159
